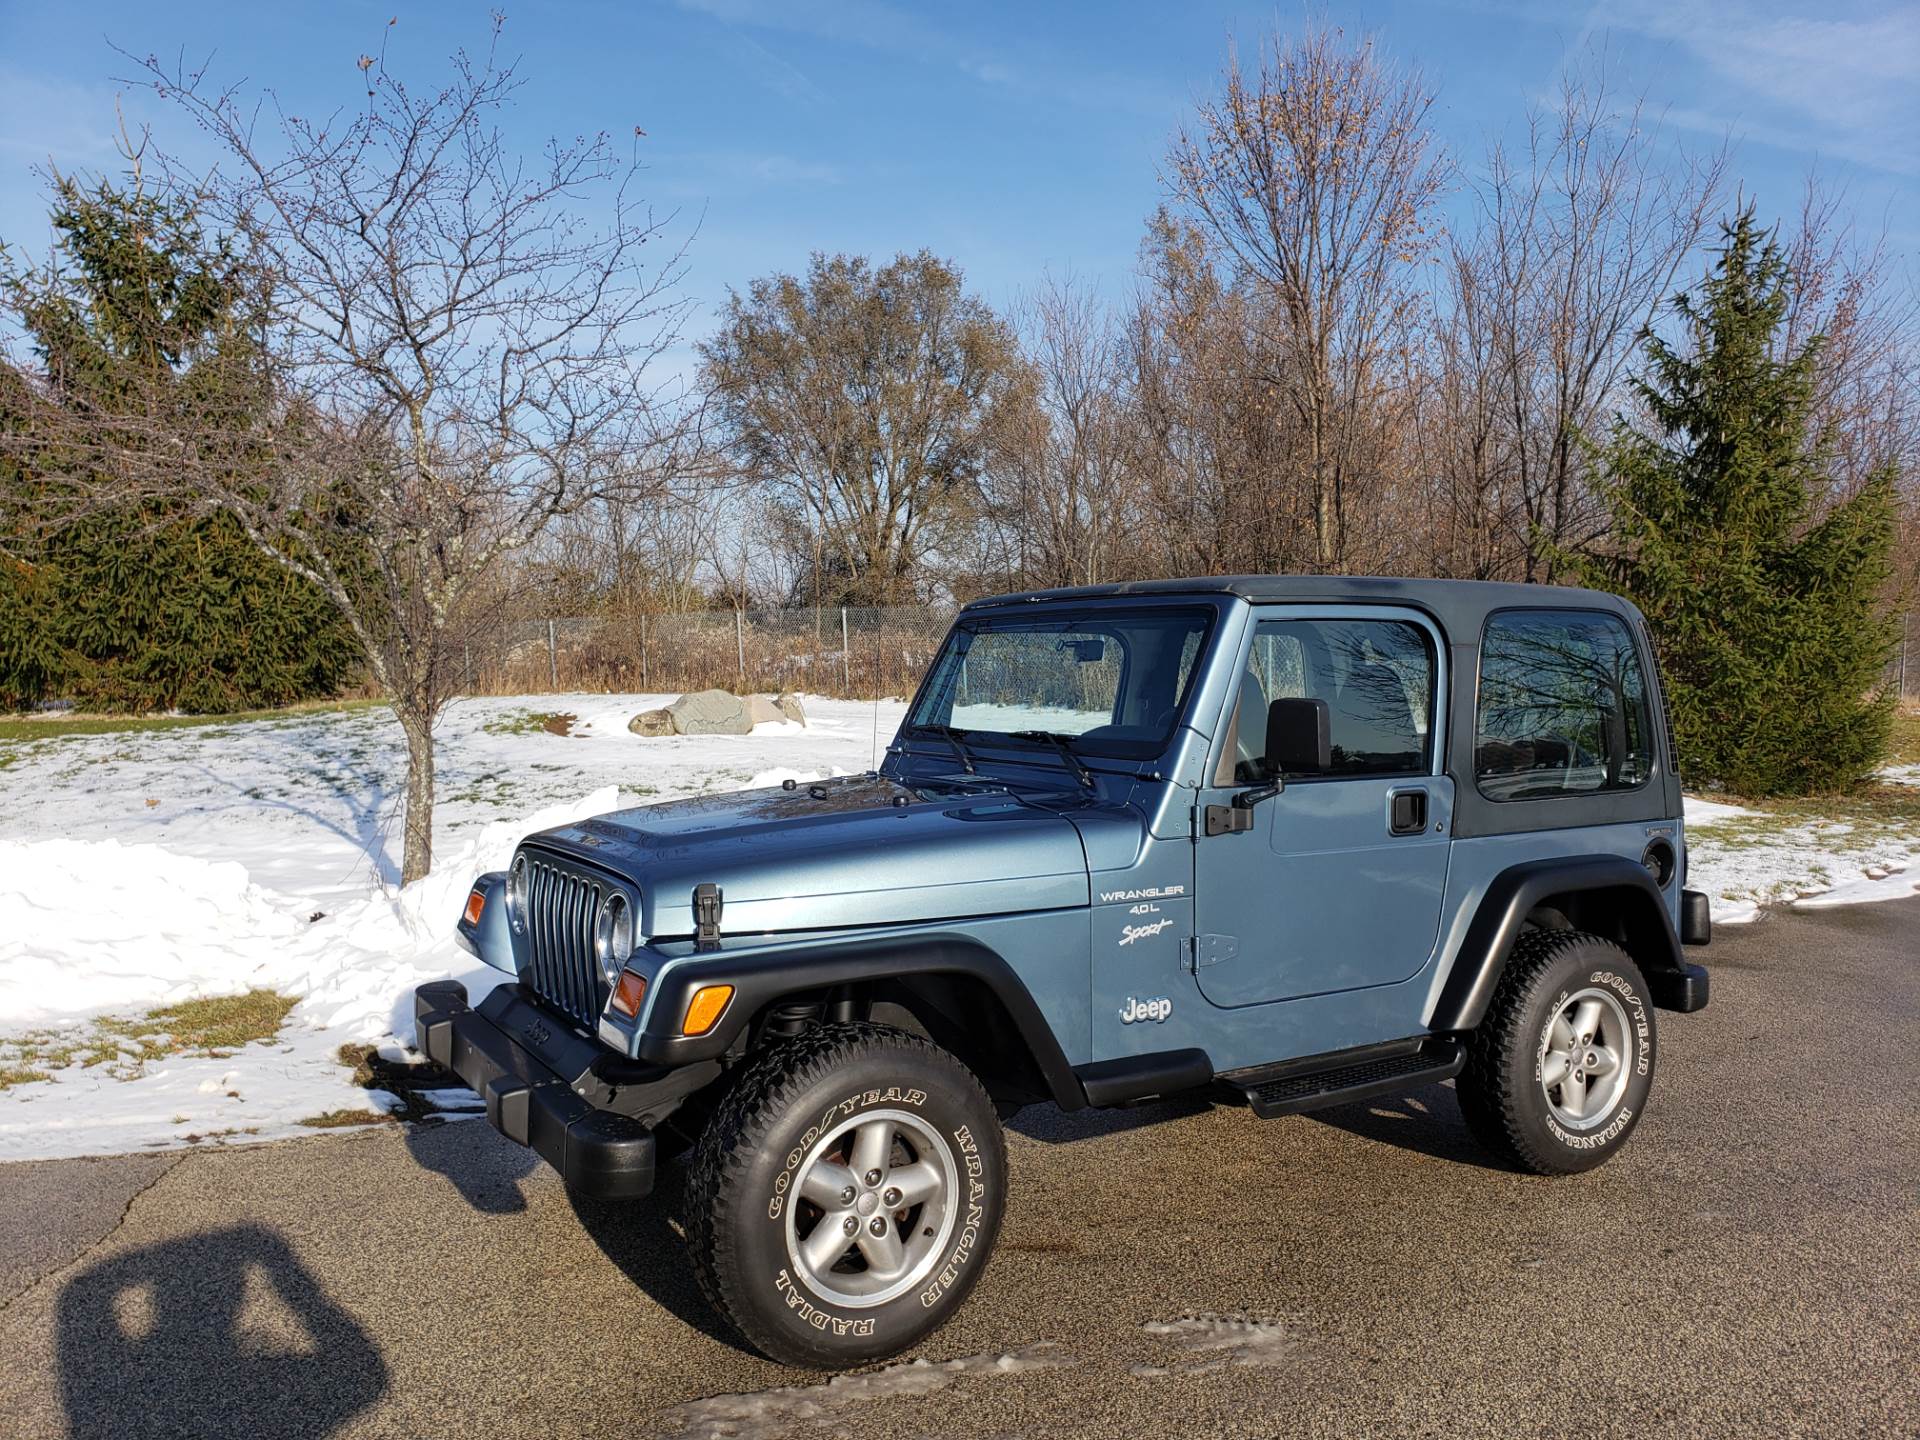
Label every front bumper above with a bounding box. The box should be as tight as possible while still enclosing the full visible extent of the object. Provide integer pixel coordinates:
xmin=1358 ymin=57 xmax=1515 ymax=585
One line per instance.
xmin=413 ymin=979 xmax=656 ymax=1199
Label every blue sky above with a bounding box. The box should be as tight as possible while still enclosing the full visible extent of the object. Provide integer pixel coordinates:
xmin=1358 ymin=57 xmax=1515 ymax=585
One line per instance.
xmin=1 ymin=0 xmax=1914 ymax=364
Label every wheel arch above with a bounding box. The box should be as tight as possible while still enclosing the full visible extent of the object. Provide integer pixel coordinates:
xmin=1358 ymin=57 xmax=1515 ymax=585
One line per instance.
xmin=1430 ymin=855 xmax=1697 ymax=1031
xmin=637 ymin=933 xmax=1088 ymax=1111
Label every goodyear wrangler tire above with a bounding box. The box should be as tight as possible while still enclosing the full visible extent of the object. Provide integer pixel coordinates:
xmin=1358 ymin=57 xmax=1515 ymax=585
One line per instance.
xmin=684 ymin=1022 xmax=1008 ymax=1367
xmin=1457 ymin=930 xmax=1657 ymax=1176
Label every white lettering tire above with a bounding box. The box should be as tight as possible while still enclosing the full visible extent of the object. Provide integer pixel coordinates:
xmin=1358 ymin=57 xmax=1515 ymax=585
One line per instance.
xmin=1457 ymin=930 xmax=1658 ymax=1175
xmin=684 ymin=1022 xmax=1008 ymax=1367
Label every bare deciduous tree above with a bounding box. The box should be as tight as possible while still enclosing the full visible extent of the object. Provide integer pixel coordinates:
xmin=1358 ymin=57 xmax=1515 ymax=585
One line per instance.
xmin=701 ymin=250 xmax=1027 ymax=606
xmin=3 ymin=21 xmax=692 ymax=881
xmin=975 ymin=274 xmax=1141 ymax=590
xmin=1167 ymin=25 xmax=1448 ymax=568
xmin=1459 ymin=61 xmax=1725 ymax=578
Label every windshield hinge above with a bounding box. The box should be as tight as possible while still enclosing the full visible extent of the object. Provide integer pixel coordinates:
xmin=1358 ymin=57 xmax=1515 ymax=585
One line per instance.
xmin=693 ymin=883 xmax=724 ymax=951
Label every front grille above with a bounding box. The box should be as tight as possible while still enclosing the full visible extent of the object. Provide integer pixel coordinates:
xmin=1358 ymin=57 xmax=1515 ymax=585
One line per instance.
xmin=521 ymin=855 xmax=606 ymax=1030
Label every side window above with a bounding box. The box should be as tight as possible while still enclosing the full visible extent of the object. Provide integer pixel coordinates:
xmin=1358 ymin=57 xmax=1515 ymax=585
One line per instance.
xmin=1475 ymin=610 xmax=1654 ymax=801
xmin=1224 ymin=618 xmax=1434 ymax=783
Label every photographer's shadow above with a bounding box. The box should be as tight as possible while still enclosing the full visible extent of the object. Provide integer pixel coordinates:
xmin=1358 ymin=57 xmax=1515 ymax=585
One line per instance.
xmin=57 ymin=1223 xmax=387 ymax=1440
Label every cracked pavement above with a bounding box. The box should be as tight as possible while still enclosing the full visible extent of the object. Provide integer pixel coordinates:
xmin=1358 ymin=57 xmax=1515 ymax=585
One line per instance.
xmin=2 ymin=896 xmax=1916 ymax=1439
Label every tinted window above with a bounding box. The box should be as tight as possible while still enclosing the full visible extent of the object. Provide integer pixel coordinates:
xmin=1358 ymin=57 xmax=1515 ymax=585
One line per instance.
xmin=1224 ymin=618 xmax=1434 ymax=782
xmin=909 ymin=608 xmax=1213 ymax=759
xmin=1475 ymin=610 xmax=1654 ymax=801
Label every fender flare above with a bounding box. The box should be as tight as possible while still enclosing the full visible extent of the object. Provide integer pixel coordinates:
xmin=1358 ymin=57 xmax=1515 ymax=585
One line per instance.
xmin=635 ymin=933 xmax=1089 ymax=1110
xmin=1429 ymin=855 xmax=1693 ymax=1032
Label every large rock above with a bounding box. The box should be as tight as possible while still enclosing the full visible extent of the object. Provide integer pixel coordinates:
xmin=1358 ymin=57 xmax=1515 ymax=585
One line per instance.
xmin=666 ymin=688 xmax=753 ymax=736
xmin=743 ymin=694 xmax=788 ymax=727
xmin=627 ymin=708 xmax=675 ymax=737
xmin=775 ymin=692 xmax=807 ymax=725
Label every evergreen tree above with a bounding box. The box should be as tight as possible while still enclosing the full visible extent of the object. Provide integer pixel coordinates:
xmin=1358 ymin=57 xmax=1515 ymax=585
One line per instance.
xmin=0 ymin=177 xmax=357 ymax=712
xmin=1576 ymin=210 xmax=1897 ymax=795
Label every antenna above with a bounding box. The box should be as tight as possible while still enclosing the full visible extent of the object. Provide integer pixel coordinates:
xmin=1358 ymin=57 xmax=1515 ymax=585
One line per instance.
xmin=869 ymin=608 xmax=882 ymax=770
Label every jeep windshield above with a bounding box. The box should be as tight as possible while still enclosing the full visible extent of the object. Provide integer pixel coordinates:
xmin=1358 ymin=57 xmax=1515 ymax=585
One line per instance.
xmin=907 ymin=607 xmax=1213 ymax=761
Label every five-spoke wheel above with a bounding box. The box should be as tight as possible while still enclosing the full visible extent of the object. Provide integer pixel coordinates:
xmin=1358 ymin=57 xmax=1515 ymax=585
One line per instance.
xmin=787 ymin=1109 xmax=957 ymax=1307
xmin=1538 ymin=986 xmax=1632 ymax=1129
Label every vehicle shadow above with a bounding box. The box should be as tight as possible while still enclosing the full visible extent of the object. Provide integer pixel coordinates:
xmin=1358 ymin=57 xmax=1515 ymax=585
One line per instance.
xmin=566 ymin=1162 xmax=752 ymax=1355
xmin=56 ymin=1222 xmax=387 ymax=1440
xmin=1303 ymin=1082 xmax=1515 ymax=1172
xmin=395 ymin=1117 xmax=746 ymax=1353
xmin=1008 ymin=1093 xmax=1215 ymax=1143
xmin=402 ymin=1114 xmax=541 ymax=1215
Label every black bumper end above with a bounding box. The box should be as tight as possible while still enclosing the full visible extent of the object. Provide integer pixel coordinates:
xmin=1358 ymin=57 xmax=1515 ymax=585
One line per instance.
xmin=413 ymin=980 xmax=655 ymax=1200
xmin=1680 ymin=888 xmax=1712 ymax=946
xmin=1648 ymin=962 xmax=1710 ymax=1013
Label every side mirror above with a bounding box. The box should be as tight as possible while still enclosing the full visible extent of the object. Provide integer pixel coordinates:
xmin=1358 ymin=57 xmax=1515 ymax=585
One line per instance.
xmin=1266 ymin=697 xmax=1331 ymax=777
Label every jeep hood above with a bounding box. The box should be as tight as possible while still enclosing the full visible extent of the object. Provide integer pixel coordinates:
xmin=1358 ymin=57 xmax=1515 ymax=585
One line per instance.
xmin=527 ymin=775 xmax=1092 ymax=937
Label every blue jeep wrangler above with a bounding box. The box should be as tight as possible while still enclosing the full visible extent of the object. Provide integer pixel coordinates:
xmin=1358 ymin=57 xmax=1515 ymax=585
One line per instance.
xmin=416 ymin=576 xmax=1711 ymax=1366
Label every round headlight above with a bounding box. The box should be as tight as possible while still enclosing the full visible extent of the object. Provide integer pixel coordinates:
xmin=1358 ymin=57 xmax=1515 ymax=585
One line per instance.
xmin=594 ymin=891 xmax=634 ymax=983
xmin=507 ymin=852 xmax=530 ymax=932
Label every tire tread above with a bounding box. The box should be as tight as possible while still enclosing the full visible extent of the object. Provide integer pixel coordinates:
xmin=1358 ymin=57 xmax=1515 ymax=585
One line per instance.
xmin=1457 ymin=928 xmax=1643 ymax=1175
xmin=683 ymin=1021 xmax=1003 ymax=1365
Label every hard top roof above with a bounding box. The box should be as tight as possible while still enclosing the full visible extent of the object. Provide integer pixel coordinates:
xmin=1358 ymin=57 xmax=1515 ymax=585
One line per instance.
xmin=959 ymin=574 xmax=1639 ymax=636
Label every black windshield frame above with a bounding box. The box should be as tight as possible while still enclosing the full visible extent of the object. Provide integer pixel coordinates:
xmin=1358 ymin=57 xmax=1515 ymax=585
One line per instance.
xmin=904 ymin=605 xmax=1218 ymax=761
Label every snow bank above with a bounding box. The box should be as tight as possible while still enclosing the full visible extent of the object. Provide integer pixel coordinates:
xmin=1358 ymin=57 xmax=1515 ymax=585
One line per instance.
xmin=0 ymin=839 xmax=304 ymax=1021
xmin=0 ymin=694 xmax=905 ymax=1159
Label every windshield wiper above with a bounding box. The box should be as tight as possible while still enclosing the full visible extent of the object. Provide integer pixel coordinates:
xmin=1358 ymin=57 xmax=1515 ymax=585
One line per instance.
xmin=1009 ymin=730 xmax=1096 ymax=791
xmin=912 ymin=723 xmax=978 ymax=775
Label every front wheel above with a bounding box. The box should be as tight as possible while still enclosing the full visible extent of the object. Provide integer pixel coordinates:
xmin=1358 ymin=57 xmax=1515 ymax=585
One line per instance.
xmin=1457 ymin=930 xmax=1657 ymax=1175
xmin=684 ymin=1023 xmax=1007 ymax=1367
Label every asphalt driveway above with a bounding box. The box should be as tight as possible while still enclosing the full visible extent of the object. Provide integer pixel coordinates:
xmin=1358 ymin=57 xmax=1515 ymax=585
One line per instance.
xmin=2 ymin=896 xmax=1916 ymax=1439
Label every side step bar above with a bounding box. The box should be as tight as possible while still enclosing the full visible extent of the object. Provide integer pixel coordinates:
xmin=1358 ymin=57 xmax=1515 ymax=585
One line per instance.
xmin=1234 ymin=1038 xmax=1465 ymax=1120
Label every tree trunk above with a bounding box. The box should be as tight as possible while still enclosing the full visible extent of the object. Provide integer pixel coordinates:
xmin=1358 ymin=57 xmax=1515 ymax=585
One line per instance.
xmin=398 ymin=707 xmax=436 ymax=885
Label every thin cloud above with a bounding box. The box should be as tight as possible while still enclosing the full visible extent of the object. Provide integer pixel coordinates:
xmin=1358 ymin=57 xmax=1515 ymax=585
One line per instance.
xmin=1586 ymin=0 xmax=1918 ymax=177
xmin=673 ymin=0 xmax=1177 ymax=118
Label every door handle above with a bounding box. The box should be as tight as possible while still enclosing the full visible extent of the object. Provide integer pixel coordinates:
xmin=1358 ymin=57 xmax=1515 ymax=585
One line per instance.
xmin=1388 ymin=788 xmax=1428 ymax=836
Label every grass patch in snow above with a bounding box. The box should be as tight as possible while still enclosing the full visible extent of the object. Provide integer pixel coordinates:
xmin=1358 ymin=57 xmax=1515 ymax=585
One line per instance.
xmin=0 ymin=989 xmax=298 ymax=1087
xmin=482 ymin=709 xmax=578 ymax=737
xmin=297 ymin=1107 xmax=399 ymax=1130
xmin=1686 ymin=775 xmax=1920 ymax=913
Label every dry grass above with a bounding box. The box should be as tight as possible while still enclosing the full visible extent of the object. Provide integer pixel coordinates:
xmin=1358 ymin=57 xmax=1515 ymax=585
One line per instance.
xmin=297 ymin=1108 xmax=399 ymax=1129
xmin=0 ymin=697 xmax=381 ymax=743
xmin=0 ymin=990 xmax=298 ymax=1090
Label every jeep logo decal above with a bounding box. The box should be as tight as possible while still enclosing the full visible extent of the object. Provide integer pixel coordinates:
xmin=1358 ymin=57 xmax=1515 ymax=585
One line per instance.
xmin=1119 ymin=996 xmax=1172 ymax=1024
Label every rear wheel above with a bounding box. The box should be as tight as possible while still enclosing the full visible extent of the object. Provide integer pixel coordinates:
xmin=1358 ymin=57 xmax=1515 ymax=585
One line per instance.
xmin=1457 ymin=929 xmax=1656 ymax=1175
xmin=684 ymin=1022 xmax=1007 ymax=1367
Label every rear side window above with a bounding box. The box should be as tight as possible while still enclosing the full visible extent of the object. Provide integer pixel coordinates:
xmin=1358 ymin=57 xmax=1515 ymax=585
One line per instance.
xmin=1475 ymin=610 xmax=1654 ymax=801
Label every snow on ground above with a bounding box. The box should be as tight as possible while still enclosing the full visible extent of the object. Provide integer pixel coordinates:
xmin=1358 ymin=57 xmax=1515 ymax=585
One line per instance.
xmin=1684 ymin=788 xmax=1920 ymax=924
xmin=0 ymin=691 xmax=1913 ymax=1160
xmin=0 ymin=694 xmax=903 ymax=1159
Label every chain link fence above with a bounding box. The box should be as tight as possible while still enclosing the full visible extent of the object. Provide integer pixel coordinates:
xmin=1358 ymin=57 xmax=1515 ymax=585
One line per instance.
xmin=1892 ymin=612 xmax=1918 ymax=705
xmin=458 ymin=605 xmax=957 ymax=700
xmin=454 ymin=602 xmax=1920 ymax=708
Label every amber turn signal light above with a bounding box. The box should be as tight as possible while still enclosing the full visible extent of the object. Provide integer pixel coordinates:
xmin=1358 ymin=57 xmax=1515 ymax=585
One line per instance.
xmin=611 ymin=970 xmax=648 ymax=1018
xmin=462 ymin=889 xmax=486 ymax=926
xmin=682 ymin=984 xmax=734 ymax=1037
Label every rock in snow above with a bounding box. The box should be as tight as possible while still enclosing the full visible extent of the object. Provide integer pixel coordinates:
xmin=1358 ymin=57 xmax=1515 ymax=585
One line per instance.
xmin=629 ymin=689 xmax=807 ymax=736
xmin=666 ymin=688 xmax=754 ymax=736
